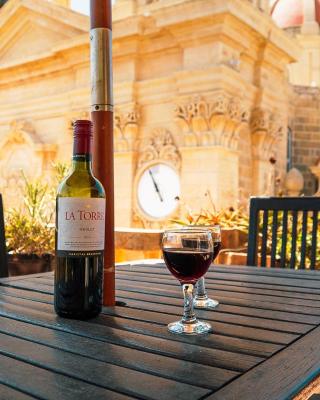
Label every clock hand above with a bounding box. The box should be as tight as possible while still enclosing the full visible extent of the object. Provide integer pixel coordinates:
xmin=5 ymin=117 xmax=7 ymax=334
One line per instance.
xmin=148 ymin=169 xmax=164 ymax=202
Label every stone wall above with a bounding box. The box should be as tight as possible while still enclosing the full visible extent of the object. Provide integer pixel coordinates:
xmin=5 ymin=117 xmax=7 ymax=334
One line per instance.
xmin=290 ymin=86 xmax=320 ymax=194
xmin=0 ymin=0 xmax=299 ymax=228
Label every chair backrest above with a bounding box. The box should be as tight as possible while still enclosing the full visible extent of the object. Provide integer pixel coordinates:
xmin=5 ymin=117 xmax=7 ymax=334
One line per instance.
xmin=247 ymin=197 xmax=320 ymax=269
xmin=0 ymin=194 xmax=8 ymax=278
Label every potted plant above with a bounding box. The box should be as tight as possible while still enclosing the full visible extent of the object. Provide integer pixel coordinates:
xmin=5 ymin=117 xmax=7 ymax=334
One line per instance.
xmin=5 ymin=164 xmax=68 ymax=276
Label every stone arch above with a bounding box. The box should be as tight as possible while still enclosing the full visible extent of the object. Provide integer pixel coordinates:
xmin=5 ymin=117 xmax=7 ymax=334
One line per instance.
xmin=0 ymin=120 xmax=45 ymax=207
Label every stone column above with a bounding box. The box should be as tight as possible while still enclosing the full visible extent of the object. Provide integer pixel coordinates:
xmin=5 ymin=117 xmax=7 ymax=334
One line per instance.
xmin=114 ymin=106 xmax=139 ymax=226
xmin=251 ymin=108 xmax=284 ymax=196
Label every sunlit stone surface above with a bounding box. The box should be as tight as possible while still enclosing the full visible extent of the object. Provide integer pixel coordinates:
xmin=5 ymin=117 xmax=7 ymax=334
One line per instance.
xmin=0 ymin=0 xmax=299 ymax=227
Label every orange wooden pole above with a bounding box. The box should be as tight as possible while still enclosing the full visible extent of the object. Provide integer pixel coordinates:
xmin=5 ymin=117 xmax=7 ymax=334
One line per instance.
xmin=90 ymin=0 xmax=115 ymax=306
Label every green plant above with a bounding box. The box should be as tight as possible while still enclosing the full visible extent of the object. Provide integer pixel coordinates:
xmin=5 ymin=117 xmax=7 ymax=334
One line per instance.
xmin=5 ymin=211 xmax=54 ymax=255
xmin=170 ymin=191 xmax=249 ymax=234
xmin=5 ymin=163 xmax=69 ymax=256
xmin=261 ymin=211 xmax=320 ymax=268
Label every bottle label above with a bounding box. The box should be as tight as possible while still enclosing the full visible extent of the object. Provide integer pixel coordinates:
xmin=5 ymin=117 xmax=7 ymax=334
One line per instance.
xmin=57 ymin=197 xmax=106 ymax=257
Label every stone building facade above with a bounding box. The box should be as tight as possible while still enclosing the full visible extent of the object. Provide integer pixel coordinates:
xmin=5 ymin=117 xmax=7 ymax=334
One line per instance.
xmin=289 ymin=86 xmax=320 ymax=195
xmin=272 ymin=0 xmax=320 ymax=194
xmin=0 ymin=0 xmax=299 ymax=227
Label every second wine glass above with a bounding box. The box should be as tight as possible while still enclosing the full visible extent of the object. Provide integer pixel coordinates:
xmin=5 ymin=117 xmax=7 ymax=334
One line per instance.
xmin=194 ymin=225 xmax=221 ymax=309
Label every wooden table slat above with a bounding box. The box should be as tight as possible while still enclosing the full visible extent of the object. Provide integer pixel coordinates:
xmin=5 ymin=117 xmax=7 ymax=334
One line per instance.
xmin=117 ymin=265 xmax=320 ymax=289
xmin=0 ymin=383 xmax=36 ymax=400
xmin=0 ymin=354 xmax=132 ymax=400
xmin=0 ymin=332 xmax=211 ymax=400
xmin=206 ymin=325 xmax=320 ymax=400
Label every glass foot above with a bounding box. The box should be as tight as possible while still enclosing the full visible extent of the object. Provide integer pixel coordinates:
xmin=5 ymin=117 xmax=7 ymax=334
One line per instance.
xmin=168 ymin=319 xmax=212 ymax=335
xmin=194 ymin=297 xmax=219 ymax=309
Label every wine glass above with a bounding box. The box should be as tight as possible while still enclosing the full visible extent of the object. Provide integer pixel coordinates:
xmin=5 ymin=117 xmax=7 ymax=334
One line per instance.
xmin=194 ymin=225 xmax=221 ymax=309
xmin=162 ymin=229 xmax=214 ymax=335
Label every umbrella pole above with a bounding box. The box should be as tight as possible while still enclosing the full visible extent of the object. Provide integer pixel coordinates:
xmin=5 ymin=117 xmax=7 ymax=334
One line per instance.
xmin=90 ymin=0 xmax=115 ymax=306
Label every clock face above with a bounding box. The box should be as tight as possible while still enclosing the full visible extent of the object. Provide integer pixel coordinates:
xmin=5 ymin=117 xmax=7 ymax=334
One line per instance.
xmin=137 ymin=163 xmax=180 ymax=219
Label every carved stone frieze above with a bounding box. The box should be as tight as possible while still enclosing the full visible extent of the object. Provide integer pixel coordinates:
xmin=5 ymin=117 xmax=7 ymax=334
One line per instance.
xmin=174 ymin=94 xmax=250 ymax=150
xmin=250 ymin=108 xmax=269 ymax=133
xmin=114 ymin=107 xmax=139 ymax=152
xmin=251 ymin=108 xmax=285 ymax=160
xmin=137 ymin=128 xmax=181 ymax=170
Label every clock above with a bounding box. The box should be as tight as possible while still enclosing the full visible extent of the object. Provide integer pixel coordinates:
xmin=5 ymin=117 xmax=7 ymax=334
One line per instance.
xmin=136 ymin=163 xmax=180 ymax=219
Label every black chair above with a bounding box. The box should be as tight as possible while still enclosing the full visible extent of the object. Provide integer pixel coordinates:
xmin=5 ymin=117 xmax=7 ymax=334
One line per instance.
xmin=0 ymin=194 xmax=8 ymax=278
xmin=247 ymin=197 xmax=320 ymax=269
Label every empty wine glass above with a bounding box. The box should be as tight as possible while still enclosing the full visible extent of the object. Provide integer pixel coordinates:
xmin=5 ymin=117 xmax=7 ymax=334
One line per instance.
xmin=194 ymin=225 xmax=221 ymax=309
xmin=162 ymin=229 xmax=214 ymax=335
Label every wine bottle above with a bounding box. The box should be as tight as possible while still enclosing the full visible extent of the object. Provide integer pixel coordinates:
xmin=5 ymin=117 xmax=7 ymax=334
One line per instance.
xmin=54 ymin=120 xmax=106 ymax=319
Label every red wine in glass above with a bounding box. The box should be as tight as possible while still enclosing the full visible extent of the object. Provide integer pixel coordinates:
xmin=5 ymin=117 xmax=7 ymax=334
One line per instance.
xmin=213 ymin=242 xmax=221 ymax=261
xmin=163 ymin=248 xmax=213 ymax=284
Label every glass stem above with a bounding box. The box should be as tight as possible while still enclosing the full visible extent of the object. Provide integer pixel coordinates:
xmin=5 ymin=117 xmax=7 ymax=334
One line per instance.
xmin=196 ymin=277 xmax=208 ymax=299
xmin=182 ymin=284 xmax=196 ymax=324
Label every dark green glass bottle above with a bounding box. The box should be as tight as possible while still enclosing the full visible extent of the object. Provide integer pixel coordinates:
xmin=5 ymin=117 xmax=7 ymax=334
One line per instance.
xmin=54 ymin=120 xmax=106 ymax=319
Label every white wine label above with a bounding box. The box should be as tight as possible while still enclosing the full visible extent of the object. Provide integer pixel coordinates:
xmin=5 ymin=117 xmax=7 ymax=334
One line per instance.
xmin=57 ymin=197 xmax=106 ymax=254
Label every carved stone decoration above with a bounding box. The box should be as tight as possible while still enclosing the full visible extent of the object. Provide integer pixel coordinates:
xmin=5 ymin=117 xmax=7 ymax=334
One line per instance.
xmin=114 ymin=107 xmax=139 ymax=152
xmin=137 ymin=128 xmax=181 ymax=170
xmin=250 ymin=108 xmax=269 ymax=133
xmin=174 ymin=94 xmax=250 ymax=150
xmin=187 ymin=97 xmax=209 ymax=133
xmin=0 ymin=119 xmax=54 ymax=208
xmin=2 ymin=119 xmax=42 ymax=147
xmin=251 ymin=108 xmax=284 ymax=160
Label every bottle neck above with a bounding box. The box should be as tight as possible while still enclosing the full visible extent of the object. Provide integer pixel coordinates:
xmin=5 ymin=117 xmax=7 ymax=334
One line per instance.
xmin=71 ymin=154 xmax=92 ymax=172
xmin=72 ymin=133 xmax=92 ymax=173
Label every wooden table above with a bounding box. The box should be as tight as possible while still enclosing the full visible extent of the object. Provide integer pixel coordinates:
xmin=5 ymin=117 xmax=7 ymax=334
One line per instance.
xmin=0 ymin=263 xmax=320 ymax=400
